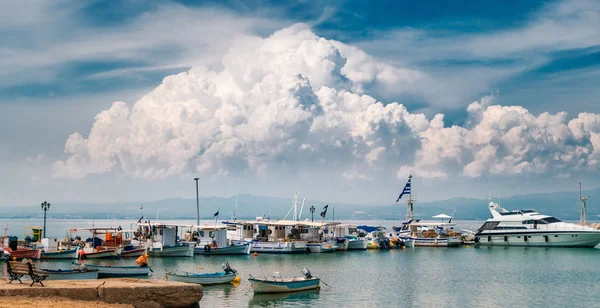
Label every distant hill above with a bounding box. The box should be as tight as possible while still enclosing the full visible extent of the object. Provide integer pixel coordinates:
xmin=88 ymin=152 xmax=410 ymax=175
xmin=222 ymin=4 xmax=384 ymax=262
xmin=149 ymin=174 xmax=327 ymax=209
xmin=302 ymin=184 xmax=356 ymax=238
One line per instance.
xmin=1 ymin=188 xmax=598 ymax=221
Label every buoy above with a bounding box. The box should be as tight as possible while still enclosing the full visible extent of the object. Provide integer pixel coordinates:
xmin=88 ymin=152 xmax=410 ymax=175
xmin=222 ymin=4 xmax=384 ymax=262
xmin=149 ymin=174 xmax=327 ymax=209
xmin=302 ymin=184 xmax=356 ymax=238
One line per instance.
xmin=232 ymin=276 xmax=241 ymax=283
xmin=402 ymin=246 xmax=406 ymax=250
xmin=199 ymin=266 xmax=203 ymax=270
xmin=253 ymin=252 xmax=258 ymax=256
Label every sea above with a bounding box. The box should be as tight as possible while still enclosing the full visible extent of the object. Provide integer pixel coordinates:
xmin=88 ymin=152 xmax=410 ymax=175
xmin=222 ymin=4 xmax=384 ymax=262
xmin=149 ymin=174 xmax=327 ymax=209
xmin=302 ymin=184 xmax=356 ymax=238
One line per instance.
xmin=1 ymin=218 xmax=600 ymax=307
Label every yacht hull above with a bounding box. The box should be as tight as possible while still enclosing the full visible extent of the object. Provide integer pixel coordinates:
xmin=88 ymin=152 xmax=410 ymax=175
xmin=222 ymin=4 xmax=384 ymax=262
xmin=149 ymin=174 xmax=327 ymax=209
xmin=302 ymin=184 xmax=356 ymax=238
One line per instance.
xmin=476 ymin=232 xmax=600 ymax=247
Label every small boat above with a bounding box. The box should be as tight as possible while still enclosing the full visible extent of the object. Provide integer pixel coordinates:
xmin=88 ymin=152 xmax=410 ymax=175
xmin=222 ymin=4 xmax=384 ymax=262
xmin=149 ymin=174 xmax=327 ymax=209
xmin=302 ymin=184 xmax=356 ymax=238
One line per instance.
xmin=41 ymin=248 xmax=78 ymax=260
xmin=3 ymin=247 xmax=41 ymax=260
xmin=39 ymin=267 xmax=99 ymax=280
xmin=121 ymin=246 xmax=146 ymax=258
xmin=79 ymin=247 xmax=122 ymax=259
xmin=73 ymin=262 xmax=151 ymax=278
xmin=249 ymin=268 xmax=320 ymax=294
xmin=166 ymin=262 xmax=238 ymax=285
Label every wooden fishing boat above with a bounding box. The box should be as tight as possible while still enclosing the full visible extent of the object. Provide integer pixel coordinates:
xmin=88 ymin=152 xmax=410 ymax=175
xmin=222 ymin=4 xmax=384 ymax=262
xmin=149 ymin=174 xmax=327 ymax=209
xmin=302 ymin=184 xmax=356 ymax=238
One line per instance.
xmin=165 ymin=262 xmax=238 ymax=285
xmin=73 ymin=262 xmax=151 ymax=278
xmin=249 ymin=268 xmax=320 ymax=294
xmin=3 ymin=247 xmax=41 ymax=260
xmin=194 ymin=243 xmax=251 ymax=255
xmin=41 ymin=248 xmax=78 ymax=260
xmin=79 ymin=248 xmax=121 ymax=259
xmin=38 ymin=268 xmax=99 ymax=280
xmin=121 ymin=246 xmax=146 ymax=258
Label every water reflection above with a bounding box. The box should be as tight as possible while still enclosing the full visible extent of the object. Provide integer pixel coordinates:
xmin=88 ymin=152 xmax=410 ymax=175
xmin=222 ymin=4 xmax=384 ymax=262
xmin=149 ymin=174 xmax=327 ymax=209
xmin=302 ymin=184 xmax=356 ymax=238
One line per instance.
xmin=248 ymin=290 xmax=320 ymax=307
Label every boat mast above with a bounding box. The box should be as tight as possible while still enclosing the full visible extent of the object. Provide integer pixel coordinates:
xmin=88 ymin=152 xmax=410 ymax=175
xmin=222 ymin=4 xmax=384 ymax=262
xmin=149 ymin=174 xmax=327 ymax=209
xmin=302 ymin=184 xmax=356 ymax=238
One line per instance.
xmin=580 ymin=182 xmax=590 ymax=225
xmin=233 ymin=194 xmax=238 ymax=221
xmin=406 ymin=175 xmax=415 ymax=220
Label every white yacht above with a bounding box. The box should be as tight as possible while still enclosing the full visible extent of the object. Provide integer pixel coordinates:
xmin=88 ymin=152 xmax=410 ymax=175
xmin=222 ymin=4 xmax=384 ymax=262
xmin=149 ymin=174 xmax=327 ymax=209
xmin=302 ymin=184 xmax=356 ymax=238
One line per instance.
xmin=475 ymin=201 xmax=600 ymax=247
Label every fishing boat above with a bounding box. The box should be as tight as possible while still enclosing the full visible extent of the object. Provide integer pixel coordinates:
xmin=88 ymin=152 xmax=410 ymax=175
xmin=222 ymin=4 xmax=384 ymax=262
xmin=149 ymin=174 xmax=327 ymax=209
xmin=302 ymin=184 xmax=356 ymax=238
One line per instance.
xmin=134 ymin=223 xmax=194 ymax=257
xmin=72 ymin=262 xmax=151 ymax=278
xmin=165 ymin=262 xmax=238 ymax=285
xmin=330 ymin=224 xmax=367 ymax=250
xmin=226 ymin=219 xmax=309 ymax=254
xmin=38 ymin=267 xmax=99 ymax=280
xmin=249 ymin=268 xmax=320 ymax=294
xmin=121 ymin=245 xmax=146 ymax=258
xmin=182 ymin=225 xmax=251 ymax=255
xmin=395 ymin=176 xmax=462 ymax=247
xmin=2 ymin=247 xmax=42 ymax=260
xmin=41 ymin=248 xmax=78 ymax=259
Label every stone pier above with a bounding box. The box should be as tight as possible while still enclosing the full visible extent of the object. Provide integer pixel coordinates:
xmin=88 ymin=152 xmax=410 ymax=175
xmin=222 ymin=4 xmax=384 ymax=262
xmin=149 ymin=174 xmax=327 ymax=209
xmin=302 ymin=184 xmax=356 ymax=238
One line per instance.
xmin=0 ymin=278 xmax=203 ymax=308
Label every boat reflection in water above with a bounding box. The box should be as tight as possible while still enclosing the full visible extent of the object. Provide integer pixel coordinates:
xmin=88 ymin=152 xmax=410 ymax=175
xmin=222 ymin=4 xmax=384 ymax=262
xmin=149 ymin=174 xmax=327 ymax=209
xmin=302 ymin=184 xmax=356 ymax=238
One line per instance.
xmin=249 ymin=289 xmax=320 ymax=307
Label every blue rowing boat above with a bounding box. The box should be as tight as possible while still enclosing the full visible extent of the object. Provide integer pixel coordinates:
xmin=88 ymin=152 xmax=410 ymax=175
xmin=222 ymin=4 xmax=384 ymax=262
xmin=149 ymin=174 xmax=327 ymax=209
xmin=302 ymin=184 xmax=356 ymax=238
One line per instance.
xmin=249 ymin=268 xmax=320 ymax=294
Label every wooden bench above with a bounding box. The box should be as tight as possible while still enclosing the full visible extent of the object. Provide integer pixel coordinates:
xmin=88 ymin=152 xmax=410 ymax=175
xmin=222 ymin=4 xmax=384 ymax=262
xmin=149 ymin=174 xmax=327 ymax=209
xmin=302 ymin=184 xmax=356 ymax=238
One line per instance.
xmin=6 ymin=261 xmax=48 ymax=287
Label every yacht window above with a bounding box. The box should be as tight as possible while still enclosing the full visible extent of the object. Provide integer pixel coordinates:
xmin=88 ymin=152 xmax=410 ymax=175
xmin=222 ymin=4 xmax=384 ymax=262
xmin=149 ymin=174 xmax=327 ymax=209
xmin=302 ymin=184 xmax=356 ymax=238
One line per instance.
xmin=478 ymin=221 xmax=500 ymax=232
xmin=493 ymin=226 xmax=528 ymax=230
xmin=199 ymin=231 xmax=204 ymax=237
xmin=209 ymin=231 xmax=214 ymax=238
xmin=541 ymin=217 xmax=561 ymax=224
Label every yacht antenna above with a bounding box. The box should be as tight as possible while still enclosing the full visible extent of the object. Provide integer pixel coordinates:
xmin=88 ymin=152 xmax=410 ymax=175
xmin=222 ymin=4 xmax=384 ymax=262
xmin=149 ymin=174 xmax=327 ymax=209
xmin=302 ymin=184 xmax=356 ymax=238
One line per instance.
xmin=579 ymin=182 xmax=590 ymax=225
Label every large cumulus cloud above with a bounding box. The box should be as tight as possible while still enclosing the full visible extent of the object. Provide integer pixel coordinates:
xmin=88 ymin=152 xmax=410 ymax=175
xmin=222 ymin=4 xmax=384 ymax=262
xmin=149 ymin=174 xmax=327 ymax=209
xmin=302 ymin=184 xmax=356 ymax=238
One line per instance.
xmin=54 ymin=24 xmax=600 ymax=181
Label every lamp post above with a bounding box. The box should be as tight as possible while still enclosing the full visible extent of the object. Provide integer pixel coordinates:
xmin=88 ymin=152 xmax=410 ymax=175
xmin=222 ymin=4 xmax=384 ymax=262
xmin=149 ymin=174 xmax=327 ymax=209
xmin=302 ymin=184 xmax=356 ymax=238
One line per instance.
xmin=309 ymin=206 xmax=315 ymax=222
xmin=41 ymin=201 xmax=50 ymax=238
xmin=194 ymin=178 xmax=200 ymax=225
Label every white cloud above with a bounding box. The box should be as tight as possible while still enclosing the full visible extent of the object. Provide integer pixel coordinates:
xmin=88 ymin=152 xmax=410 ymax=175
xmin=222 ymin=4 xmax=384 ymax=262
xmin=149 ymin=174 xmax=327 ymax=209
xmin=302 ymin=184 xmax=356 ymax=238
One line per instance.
xmin=0 ymin=2 xmax=281 ymax=87
xmin=53 ymin=24 xmax=600 ymax=184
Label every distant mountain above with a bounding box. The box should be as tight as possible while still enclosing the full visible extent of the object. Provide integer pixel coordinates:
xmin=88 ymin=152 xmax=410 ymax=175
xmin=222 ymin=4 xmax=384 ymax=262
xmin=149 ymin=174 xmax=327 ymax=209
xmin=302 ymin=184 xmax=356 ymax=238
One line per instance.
xmin=1 ymin=188 xmax=599 ymax=221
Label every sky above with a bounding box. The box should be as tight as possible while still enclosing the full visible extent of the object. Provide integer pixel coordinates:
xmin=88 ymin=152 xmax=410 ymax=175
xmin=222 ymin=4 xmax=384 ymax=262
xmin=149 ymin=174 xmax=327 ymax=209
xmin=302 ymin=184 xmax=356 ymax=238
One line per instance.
xmin=1 ymin=0 xmax=599 ymax=207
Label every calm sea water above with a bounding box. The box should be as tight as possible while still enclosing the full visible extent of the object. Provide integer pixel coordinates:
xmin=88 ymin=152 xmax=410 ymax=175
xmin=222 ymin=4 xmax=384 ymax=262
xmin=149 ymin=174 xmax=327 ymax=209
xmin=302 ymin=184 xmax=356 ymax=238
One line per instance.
xmin=2 ymin=219 xmax=600 ymax=307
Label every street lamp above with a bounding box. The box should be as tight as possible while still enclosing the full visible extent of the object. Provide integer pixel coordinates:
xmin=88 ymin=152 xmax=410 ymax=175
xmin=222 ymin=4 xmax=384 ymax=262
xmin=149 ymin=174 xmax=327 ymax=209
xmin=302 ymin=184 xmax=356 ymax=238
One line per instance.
xmin=41 ymin=201 xmax=50 ymax=238
xmin=194 ymin=178 xmax=200 ymax=225
xmin=309 ymin=206 xmax=315 ymax=222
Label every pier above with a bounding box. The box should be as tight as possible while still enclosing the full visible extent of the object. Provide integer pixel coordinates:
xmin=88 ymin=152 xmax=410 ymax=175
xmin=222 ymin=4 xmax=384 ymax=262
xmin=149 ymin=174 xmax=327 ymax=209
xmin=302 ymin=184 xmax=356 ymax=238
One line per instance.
xmin=0 ymin=278 xmax=203 ymax=308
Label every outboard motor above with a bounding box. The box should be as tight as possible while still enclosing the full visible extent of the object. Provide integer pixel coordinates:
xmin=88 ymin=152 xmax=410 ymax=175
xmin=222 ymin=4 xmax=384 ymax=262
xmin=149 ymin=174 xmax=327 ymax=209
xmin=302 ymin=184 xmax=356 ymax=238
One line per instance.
xmin=222 ymin=262 xmax=236 ymax=274
xmin=302 ymin=268 xmax=312 ymax=279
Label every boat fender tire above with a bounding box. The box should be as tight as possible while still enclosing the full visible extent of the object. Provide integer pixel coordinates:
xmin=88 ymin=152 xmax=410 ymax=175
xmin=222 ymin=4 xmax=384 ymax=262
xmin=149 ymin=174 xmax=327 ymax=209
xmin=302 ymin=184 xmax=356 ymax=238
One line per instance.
xmin=305 ymin=247 xmax=311 ymax=254
xmin=503 ymin=236 xmax=508 ymax=242
xmin=204 ymin=245 xmax=211 ymax=252
xmin=544 ymin=235 xmax=548 ymax=243
xmin=474 ymin=237 xmax=479 ymax=243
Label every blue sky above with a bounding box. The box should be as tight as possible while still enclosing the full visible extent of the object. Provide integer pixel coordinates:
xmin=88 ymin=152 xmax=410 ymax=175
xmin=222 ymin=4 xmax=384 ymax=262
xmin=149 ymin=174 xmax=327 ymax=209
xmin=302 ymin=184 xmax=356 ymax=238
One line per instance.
xmin=1 ymin=0 xmax=599 ymax=206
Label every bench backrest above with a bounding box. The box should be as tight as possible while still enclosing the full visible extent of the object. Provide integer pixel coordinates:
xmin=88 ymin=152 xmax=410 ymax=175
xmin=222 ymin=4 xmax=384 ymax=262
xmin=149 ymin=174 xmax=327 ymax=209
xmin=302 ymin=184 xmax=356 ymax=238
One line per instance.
xmin=8 ymin=261 xmax=35 ymax=274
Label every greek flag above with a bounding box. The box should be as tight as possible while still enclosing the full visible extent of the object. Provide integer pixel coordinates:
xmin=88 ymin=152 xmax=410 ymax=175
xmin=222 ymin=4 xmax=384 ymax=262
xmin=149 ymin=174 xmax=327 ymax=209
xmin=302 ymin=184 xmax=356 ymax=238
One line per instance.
xmin=396 ymin=177 xmax=411 ymax=202
xmin=320 ymin=205 xmax=329 ymax=218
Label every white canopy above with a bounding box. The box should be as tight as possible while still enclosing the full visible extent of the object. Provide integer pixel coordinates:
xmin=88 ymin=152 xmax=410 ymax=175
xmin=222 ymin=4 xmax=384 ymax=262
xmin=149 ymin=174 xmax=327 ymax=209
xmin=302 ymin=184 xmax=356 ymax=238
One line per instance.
xmin=432 ymin=214 xmax=452 ymax=219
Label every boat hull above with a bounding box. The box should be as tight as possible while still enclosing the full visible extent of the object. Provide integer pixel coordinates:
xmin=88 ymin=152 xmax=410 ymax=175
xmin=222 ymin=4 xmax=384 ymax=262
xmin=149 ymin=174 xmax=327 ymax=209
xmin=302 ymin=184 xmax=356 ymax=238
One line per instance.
xmin=475 ymin=232 xmax=600 ymax=247
xmin=76 ymin=263 xmax=151 ymax=278
xmin=194 ymin=244 xmax=250 ymax=255
xmin=42 ymin=269 xmax=99 ymax=280
xmin=148 ymin=245 xmax=194 ymax=257
xmin=250 ymin=241 xmax=308 ymax=254
xmin=347 ymin=239 xmax=367 ymax=250
xmin=41 ymin=249 xmax=78 ymax=260
xmin=306 ymin=242 xmax=337 ymax=253
xmin=249 ymin=278 xmax=320 ymax=294
xmin=81 ymin=249 xmax=121 ymax=259
xmin=166 ymin=272 xmax=236 ymax=285
xmin=3 ymin=248 xmax=41 ymax=260
xmin=405 ymin=236 xmax=462 ymax=247
xmin=121 ymin=248 xmax=146 ymax=258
